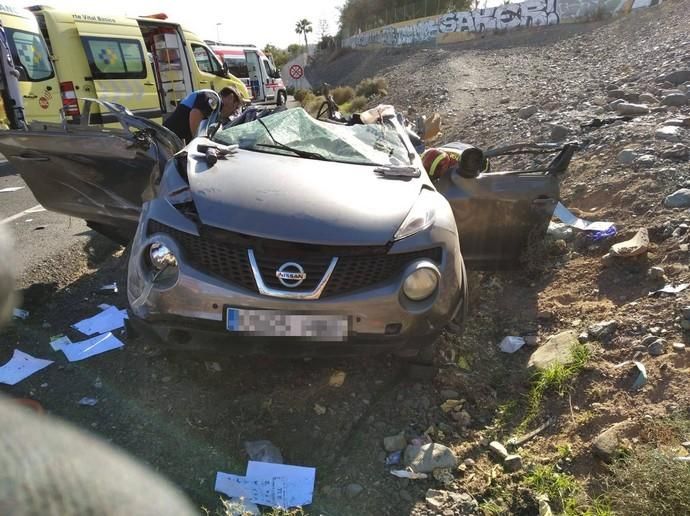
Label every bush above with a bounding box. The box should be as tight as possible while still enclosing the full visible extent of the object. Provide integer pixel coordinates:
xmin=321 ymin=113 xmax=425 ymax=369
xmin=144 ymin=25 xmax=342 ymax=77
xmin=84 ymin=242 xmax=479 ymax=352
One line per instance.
xmin=355 ymin=76 xmax=388 ymax=98
xmin=286 ymin=85 xmax=295 ymax=96
xmin=293 ymin=89 xmax=310 ymax=102
xmin=331 ymin=86 xmax=355 ymax=105
xmin=303 ymin=95 xmax=326 ymax=118
xmin=341 ymin=95 xmax=368 ymax=115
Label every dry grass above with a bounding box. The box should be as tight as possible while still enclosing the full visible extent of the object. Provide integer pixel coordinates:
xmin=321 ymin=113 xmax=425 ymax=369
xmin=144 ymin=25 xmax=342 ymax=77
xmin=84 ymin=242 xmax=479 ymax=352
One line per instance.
xmin=341 ymin=95 xmax=368 ymax=114
xmin=331 ymin=85 xmax=355 ymax=105
xmin=355 ymin=76 xmax=388 ymax=98
xmin=293 ymin=89 xmax=310 ymax=102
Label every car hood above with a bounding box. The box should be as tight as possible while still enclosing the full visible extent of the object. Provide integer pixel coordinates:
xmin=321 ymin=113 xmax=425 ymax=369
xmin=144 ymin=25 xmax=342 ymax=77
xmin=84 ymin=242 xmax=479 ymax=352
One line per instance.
xmin=184 ymin=147 xmax=424 ymax=246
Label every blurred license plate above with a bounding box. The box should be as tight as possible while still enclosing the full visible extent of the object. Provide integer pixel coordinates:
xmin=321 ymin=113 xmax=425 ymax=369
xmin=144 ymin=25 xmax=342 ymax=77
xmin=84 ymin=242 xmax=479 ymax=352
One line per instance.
xmin=226 ymin=308 xmax=349 ymax=340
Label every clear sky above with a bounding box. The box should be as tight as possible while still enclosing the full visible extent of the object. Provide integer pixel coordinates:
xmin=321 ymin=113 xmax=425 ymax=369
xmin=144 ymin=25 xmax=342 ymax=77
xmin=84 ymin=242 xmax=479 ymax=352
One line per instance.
xmin=23 ymin=0 xmax=345 ymax=49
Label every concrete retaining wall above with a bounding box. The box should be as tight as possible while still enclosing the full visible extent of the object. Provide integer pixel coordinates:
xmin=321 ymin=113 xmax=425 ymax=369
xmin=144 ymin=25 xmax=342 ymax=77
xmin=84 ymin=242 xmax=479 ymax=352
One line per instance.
xmin=343 ymin=0 xmax=662 ymax=48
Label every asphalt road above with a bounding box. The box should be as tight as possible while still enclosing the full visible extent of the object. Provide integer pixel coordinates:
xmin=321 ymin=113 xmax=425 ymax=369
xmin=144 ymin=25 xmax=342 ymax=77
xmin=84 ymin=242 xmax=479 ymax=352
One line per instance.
xmin=0 ymin=157 xmax=90 ymax=276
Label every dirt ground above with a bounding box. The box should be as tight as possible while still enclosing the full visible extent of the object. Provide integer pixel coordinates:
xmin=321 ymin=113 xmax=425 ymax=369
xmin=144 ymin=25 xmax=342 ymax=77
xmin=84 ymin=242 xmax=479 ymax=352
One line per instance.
xmin=2 ymin=1 xmax=690 ymax=514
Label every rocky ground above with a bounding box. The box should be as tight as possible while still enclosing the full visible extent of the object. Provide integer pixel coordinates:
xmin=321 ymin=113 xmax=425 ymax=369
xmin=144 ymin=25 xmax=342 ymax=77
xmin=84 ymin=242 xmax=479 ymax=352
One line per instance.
xmin=1 ymin=1 xmax=689 ymax=515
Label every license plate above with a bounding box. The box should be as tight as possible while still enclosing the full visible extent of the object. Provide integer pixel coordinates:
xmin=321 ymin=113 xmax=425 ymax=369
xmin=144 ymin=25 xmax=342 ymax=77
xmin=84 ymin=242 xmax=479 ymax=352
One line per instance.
xmin=226 ymin=308 xmax=349 ymax=341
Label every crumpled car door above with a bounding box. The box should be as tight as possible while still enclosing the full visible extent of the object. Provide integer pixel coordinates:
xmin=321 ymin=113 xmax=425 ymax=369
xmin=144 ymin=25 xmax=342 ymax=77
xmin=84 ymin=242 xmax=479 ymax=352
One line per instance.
xmin=438 ymin=142 xmax=577 ymax=268
xmin=0 ymin=99 xmax=182 ymax=241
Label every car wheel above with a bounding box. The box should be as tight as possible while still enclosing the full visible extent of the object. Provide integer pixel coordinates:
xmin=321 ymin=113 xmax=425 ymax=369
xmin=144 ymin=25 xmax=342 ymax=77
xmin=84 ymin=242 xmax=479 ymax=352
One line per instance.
xmin=277 ymin=91 xmax=287 ymax=106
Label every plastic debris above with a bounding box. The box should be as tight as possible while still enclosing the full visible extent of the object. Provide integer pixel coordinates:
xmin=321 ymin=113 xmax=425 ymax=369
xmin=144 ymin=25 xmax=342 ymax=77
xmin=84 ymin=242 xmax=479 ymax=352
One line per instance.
xmin=588 ymin=226 xmax=617 ymax=241
xmin=674 ymin=457 xmax=690 ymax=462
xmin=385 ymin=451 xmax=402 ymax=466
xmin=99 ymin=283 xmax=118 ymax=294
xmin=391 ymin=469 xmax=428 ymax=480
xmin=500 ymin=336 xmax=525 ymax=353
xmin=553 ymin=202 xmax=614 ymax=232
xmin=631 ymin=361 xmax=648 ymax=390
xmin=205 ymin=361 xmax=222 ymax=373
xmin=649 ymin=283 xmax=689 ymax=296
xmin=245 ymin=440 xmax=284 ymax=464
xmin=12 ymin=308 xmax=29 ymax=320
xmin=78 ymin=397 xmax=98 ymax=406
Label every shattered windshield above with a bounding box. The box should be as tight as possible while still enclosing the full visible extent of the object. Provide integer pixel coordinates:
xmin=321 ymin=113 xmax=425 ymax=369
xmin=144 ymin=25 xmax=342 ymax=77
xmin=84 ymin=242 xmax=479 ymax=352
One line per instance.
xmin=213 ymin=108 xmax=412 ymax=166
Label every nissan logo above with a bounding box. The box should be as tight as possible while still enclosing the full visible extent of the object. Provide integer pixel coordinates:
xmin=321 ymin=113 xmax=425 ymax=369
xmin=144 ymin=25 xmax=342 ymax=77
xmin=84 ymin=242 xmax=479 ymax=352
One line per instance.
xmin=276 ymin=262 xmax=307 ymax=288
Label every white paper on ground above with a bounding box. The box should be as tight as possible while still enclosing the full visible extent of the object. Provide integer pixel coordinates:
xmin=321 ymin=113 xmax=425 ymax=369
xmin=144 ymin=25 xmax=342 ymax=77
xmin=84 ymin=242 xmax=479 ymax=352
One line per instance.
xmin=0 ymin=349 xmax=53 ymax=385
xmin=500 ymin=336 xmax=526 ymax=353
xmin=12 ymin=308 xmax=29 ymax=319
xmin=649 ymin=283 xmax=689 ymax=296
xmin=72 ymin=306 xmax=128 ymax=336
xmin=61 ymin=332 xmax=124 ymax=362
xmin=50 ymin=335 xmax=72 ymax=352
xmin=215 ymin=461 xmax=316 ymax=508
xmin=553 ymin=203 xmax=614 ymax=232
xmin=0 ymin=186 xmax=24 ymax=193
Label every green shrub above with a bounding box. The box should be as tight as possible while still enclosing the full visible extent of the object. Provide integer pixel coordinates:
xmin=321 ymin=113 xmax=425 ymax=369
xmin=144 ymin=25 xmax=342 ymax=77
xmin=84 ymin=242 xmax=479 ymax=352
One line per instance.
xmin=341 ymin=95 xmax=368 ymax=114
xmin=332 ymin=86 xmax=355 ymax=105
xmin=355 ymin=76 xmax=388 ymax=98
xmin=293 ymin=88 xmax=310 ymax=102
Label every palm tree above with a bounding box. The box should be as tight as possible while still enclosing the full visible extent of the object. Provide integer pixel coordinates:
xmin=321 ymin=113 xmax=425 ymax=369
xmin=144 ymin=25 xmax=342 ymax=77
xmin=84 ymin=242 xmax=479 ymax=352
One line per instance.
xmin=295 ymin=19 xmax=313 ymax=55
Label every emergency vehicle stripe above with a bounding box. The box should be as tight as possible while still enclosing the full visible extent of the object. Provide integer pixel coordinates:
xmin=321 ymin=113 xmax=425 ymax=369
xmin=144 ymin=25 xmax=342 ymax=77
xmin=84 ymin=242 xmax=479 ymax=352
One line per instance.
xmin=429 ymin=153 xmax=446 ymax=177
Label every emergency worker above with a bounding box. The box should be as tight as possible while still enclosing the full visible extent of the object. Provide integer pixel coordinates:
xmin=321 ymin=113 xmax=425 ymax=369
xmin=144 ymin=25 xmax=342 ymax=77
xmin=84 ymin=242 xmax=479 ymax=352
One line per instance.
xmin=163 ymin=86 xmax=242 ymax=143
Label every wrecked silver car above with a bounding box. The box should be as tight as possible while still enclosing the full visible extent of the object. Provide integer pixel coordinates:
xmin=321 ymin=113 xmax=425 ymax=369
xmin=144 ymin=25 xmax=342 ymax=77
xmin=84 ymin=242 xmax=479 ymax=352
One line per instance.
xmin=0 ymin=100 xmax=575 ymax=358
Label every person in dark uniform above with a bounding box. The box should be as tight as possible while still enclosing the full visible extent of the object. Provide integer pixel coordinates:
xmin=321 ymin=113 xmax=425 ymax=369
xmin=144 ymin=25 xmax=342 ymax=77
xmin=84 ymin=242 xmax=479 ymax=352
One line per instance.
xmin=163 ymin=86 xmax=242 ymax=143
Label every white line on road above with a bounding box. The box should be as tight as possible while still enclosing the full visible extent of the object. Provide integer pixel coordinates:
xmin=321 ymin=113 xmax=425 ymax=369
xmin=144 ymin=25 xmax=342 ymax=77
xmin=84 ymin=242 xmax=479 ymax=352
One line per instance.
xmin=1 ymin=204 xmax=46 ymax=224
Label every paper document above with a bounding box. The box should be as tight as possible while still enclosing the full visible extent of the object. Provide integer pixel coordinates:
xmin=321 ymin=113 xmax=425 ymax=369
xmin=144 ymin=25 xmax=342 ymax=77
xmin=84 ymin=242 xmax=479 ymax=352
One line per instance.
xmin=0 ymin=349 xmax=53 ymax=385
xmin=61 ymin=332 xmax=124 ymax=362
xmin=72 ymin=306 xmax=128 ymax=336
xmin=215 ymin=461 xmax=316 ymax=508
xmin=50 ymin=335 xmax=72 ymax=352
xmin=553 ymin=203 xmax=614 ymax=232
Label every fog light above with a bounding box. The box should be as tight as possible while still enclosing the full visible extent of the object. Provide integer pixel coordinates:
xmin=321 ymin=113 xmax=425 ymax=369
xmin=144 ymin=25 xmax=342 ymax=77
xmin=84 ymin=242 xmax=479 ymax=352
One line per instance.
xmin=149 ymin=242 xmax=178 ymax=270
xmin=403 ymin=266 xmax=438 ymax=301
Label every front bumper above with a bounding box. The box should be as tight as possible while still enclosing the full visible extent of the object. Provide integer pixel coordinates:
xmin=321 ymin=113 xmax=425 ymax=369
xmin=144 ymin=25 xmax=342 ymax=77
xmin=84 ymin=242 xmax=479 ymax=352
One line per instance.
xmin=127 ymin=199 xmax=463 ymax=356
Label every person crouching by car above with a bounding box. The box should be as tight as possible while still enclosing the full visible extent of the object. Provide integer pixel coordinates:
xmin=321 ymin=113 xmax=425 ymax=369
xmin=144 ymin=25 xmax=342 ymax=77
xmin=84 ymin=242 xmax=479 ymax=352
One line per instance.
xmin=163 ymin=87 xmax=242 ymax=143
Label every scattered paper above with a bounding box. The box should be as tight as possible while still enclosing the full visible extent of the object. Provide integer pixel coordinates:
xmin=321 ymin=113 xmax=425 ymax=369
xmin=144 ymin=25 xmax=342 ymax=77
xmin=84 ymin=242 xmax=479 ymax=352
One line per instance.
xmin=391 ymin=469 xmax=428 ymax=480
xmin=99 ymin=283 xmax=118 ymax=294
xmin=553 ymin=202 xmax=614 ymax=232
xmin=215 ymin=461 xmax=316 ymax=508
xmin=97 ymin=303 xmax=113 ymax=311
xmin=50 ymin=335 xmax=72 ymax=351
xmin=386 ymin=451 xmax=402 ymax=465
xmin=0 ymin=349 xmax=53 ymax=385
xmin=72 ymin=306 xmax=127 ymax=336
xmin=78 ymin=397 xmax=98 ymax=406
xmin=0 ymin=186 xmax=24 ymax=193
xmin=61 ymin=332 xmax=124 ymax=362
xmin=12 ymin=308 xmax=29 ymax=320
xmin=500 ymin=336 xmax=525 ymax=353
xmin=649 ymin=283 xmax=689 ymax=296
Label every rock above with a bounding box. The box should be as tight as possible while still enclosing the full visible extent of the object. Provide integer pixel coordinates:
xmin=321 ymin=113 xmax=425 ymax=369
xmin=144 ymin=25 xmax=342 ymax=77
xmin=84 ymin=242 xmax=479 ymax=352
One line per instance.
xmin=657 ymin=70 xmax=690 ymax=85
xmin=672 ymin=343 xmax=686 ymax=352
xmin=639 ymin=93 xmax=659 ymax=104
xmin=664 ymin=189 xmax=690 ymax=208
xmin=524 ymin=335 xmax=539 ymax=347
xmin=404 ymin=443 xmax=458 ymax=473
xmin=528 ymin=331 xmax=579 ymax=370
xmin=441 ymin=399 xmax=464 ymax=413
xmin=634 ymin=154 xmax=656 ymax=168
xmin=617 ymin=149 xmax=637 ymax=164
xmin=614 ymin=102 xmax=649 ymax=116
xmin=550 ymin=124 xmax=569 ymax=141
xmin=593 ymin=421 xmax=635 ymax=462
xmin=489 ymin=441 xmax=509 ymax=459
xmin=464 ymin=458 xmax=476 ymax=467
xmin=504 ymin=454 xmax=523 ymax=472
xmin=425 ymin=489 xmax=447 ymax=509
xmin=588 ymin=320 xmax=619 ymax=341
xmin=440 ymin=389 xmax=459 ymax=399
xmin=661 ymin=144 xmax=689 ymax=160
xmin=578 ymin=331 xmax=590 ymax=343
xmin=610 ymin=228 xmax=649 ymax=258
xmin=432 ymin=467 xmax=455 ymax=486
xmin=648 ymin=266 xmax=666 ymax=282
xmin=425 ymin=489 xmax=478 ymax=512
xmin=314 ymin=403 xmax=327 ymax=415
xmin=663 ymin=117 xmax=690 ymax=128
xmin=662 ymin=93 xmax=688 ymax=107
xmin=656 ymin=126 xmax=682 ymax=142
xmin=607 ymin=88 xmax=626 ymax=99
xmin=682 ymin=307 xmax=690 ymax=319
xmin=345 ymin=483 xmax=364 ymax=499
xmin=518 ymin=105 xmax=538 ymax=119
xmin=648 ymin=338 xmax=667 ymax=356
xmin=384 ymin=432 xmax=408 ymax=452
xmin=453 ymin=410 xmax=472 ymax=428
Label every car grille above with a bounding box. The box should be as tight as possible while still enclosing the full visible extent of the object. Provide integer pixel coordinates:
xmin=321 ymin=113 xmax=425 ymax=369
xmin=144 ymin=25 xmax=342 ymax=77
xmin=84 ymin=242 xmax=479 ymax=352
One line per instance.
xmin=147 ymin=220 xmax=442 ymax=298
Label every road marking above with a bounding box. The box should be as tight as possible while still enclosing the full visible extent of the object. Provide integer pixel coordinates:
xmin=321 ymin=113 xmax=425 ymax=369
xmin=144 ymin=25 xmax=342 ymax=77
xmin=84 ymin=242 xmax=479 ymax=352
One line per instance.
xmin=1 ymin=204 xmax=46 ymax=224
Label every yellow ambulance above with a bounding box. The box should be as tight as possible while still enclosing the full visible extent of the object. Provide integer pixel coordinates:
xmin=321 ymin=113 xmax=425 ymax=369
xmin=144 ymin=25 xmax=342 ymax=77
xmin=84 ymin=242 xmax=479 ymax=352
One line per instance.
xmin=28 ymin=6 xmax=249 ymax=124
xmin=0 ymin=2 xmax=61 ymax=124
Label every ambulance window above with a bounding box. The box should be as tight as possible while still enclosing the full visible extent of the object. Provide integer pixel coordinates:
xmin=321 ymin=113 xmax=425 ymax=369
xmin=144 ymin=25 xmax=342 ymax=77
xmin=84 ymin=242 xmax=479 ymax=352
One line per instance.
xmin=192 ymin=44 xmax=222 ymax=74
xmin=224 ymin=57 xmax=248 ymax=78
xmin=82 ymin=37 xmax=146 ymax=79
xmin=6 ymin=29 xmax=54 ymax=82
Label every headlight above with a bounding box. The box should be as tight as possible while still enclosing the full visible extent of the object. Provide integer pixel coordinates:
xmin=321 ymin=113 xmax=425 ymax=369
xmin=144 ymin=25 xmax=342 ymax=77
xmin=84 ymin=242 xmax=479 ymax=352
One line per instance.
xmin=394 ymin=189 xmax=437 ymax=240
xmin=403 ymin=265 xmax=439 ymax=301
xmin=149 ymin=242 xmax=178 ymax=270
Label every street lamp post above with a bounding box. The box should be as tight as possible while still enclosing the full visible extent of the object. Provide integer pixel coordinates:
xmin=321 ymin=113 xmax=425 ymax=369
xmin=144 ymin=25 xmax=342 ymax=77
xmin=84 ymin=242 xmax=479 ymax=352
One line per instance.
xmin=216 ymin=22 xmax=222 ymax=43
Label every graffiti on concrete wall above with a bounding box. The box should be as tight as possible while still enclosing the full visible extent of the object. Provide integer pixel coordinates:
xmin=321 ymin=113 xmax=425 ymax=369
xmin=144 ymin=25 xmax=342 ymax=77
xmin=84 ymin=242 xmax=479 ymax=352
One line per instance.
xmin=439 ymin=0 xmax=560 ymax=34
xmin=347 ymin=17 xmax=439 ymax=47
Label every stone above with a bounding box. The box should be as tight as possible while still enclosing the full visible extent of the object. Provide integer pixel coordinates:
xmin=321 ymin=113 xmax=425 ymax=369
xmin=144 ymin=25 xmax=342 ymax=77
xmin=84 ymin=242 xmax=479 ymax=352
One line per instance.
xmin=464 ymin=458 xmax=476 ymax=467
xmin=440 ymin=389 xmax=459 ymax=399
xmin=404 ymin=443 xmax=458 ymax=473
xmin=518 ymin=105 xmax=538 ymax=119
xmin=345 ymin=483 xmax=364 ymax=499
xmin=588 ymin=320 xmax=619 ymax=341
xmin=528 ymin=331 xmax=579 ymax=370
xmin=614 ymin=102 xmax=649 ymax=116
xmin=648 ymin=266 xmax=666 ymax=282
xmin=664 ymin=189 xmax=690 ymax=208
xmin=432 ymin=467 xmax=455 ymax=486
xmin=489 ymin=441 xmax=509 ymax=459
xmin=425 ymin=489 xmax=447 ymax=509
xmin=593 ymin=421 xmax=635 ymax=462
xmin=661 ymin=144 xmax=689 ymax=160
xmin=550 ymin=124 xmax=569 ymax=141
xmin=617 ymin=149 xmax=637 ymax=164
xmin=648 ymin=338 xmax=667 ymax=356
xmin=384 ymin=432 xmax=408 ymax=452
xmin=682 ymin=307 xmax=690 ymax=320
xmin=634 ymin=154 xmax=656 ymax=168
xmin=672 ymin=343 xmax=686 ymax=352
xmin=656 ymin=126 xmax=682 ymax=142
xmin=662 ymin=93 xmax=688 ymax=107
xmin=639 ymin=93 xmax=658 ymax=104
xmin=524 ymin=335 xmax=539 ymax=347
xmin=610 ymin=228 xmax=649 ymax=258
xmin=504 ymin=454 xmax=523 ymax=472
xmin=441 ymin=399 xmax=464 ymax=413
xmin=607 ymin=88 xmax=626 ymax=99
xmin=453 ymin=410 xmax=472 ymax=428
xmin=657 ymin=70 xmax=690 ymax=85
xmin=664 ymin=117 xmax=690 ymax=128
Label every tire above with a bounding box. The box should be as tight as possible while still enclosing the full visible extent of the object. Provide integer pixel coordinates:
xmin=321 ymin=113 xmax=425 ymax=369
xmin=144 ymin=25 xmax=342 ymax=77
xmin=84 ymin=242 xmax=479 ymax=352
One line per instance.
xmin=277 ymin=91 xmax=287 ymax=106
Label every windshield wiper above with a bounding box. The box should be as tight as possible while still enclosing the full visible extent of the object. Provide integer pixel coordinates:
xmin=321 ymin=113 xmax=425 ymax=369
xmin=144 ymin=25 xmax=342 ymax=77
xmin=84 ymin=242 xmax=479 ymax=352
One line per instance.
xmin=255 ymin=118 xmax=327 ymax=161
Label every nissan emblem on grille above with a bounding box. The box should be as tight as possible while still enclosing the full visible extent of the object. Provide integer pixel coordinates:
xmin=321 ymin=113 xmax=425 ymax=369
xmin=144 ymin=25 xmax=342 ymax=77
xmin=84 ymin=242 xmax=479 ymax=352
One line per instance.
xmin=276 ymin=262 xmax=307 ymax=288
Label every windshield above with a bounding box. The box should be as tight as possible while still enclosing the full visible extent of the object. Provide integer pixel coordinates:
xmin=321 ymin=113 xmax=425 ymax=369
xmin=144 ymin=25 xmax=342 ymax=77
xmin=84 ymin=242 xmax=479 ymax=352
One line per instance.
xmin=213 ymin=108 xmax=412 ymax=166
